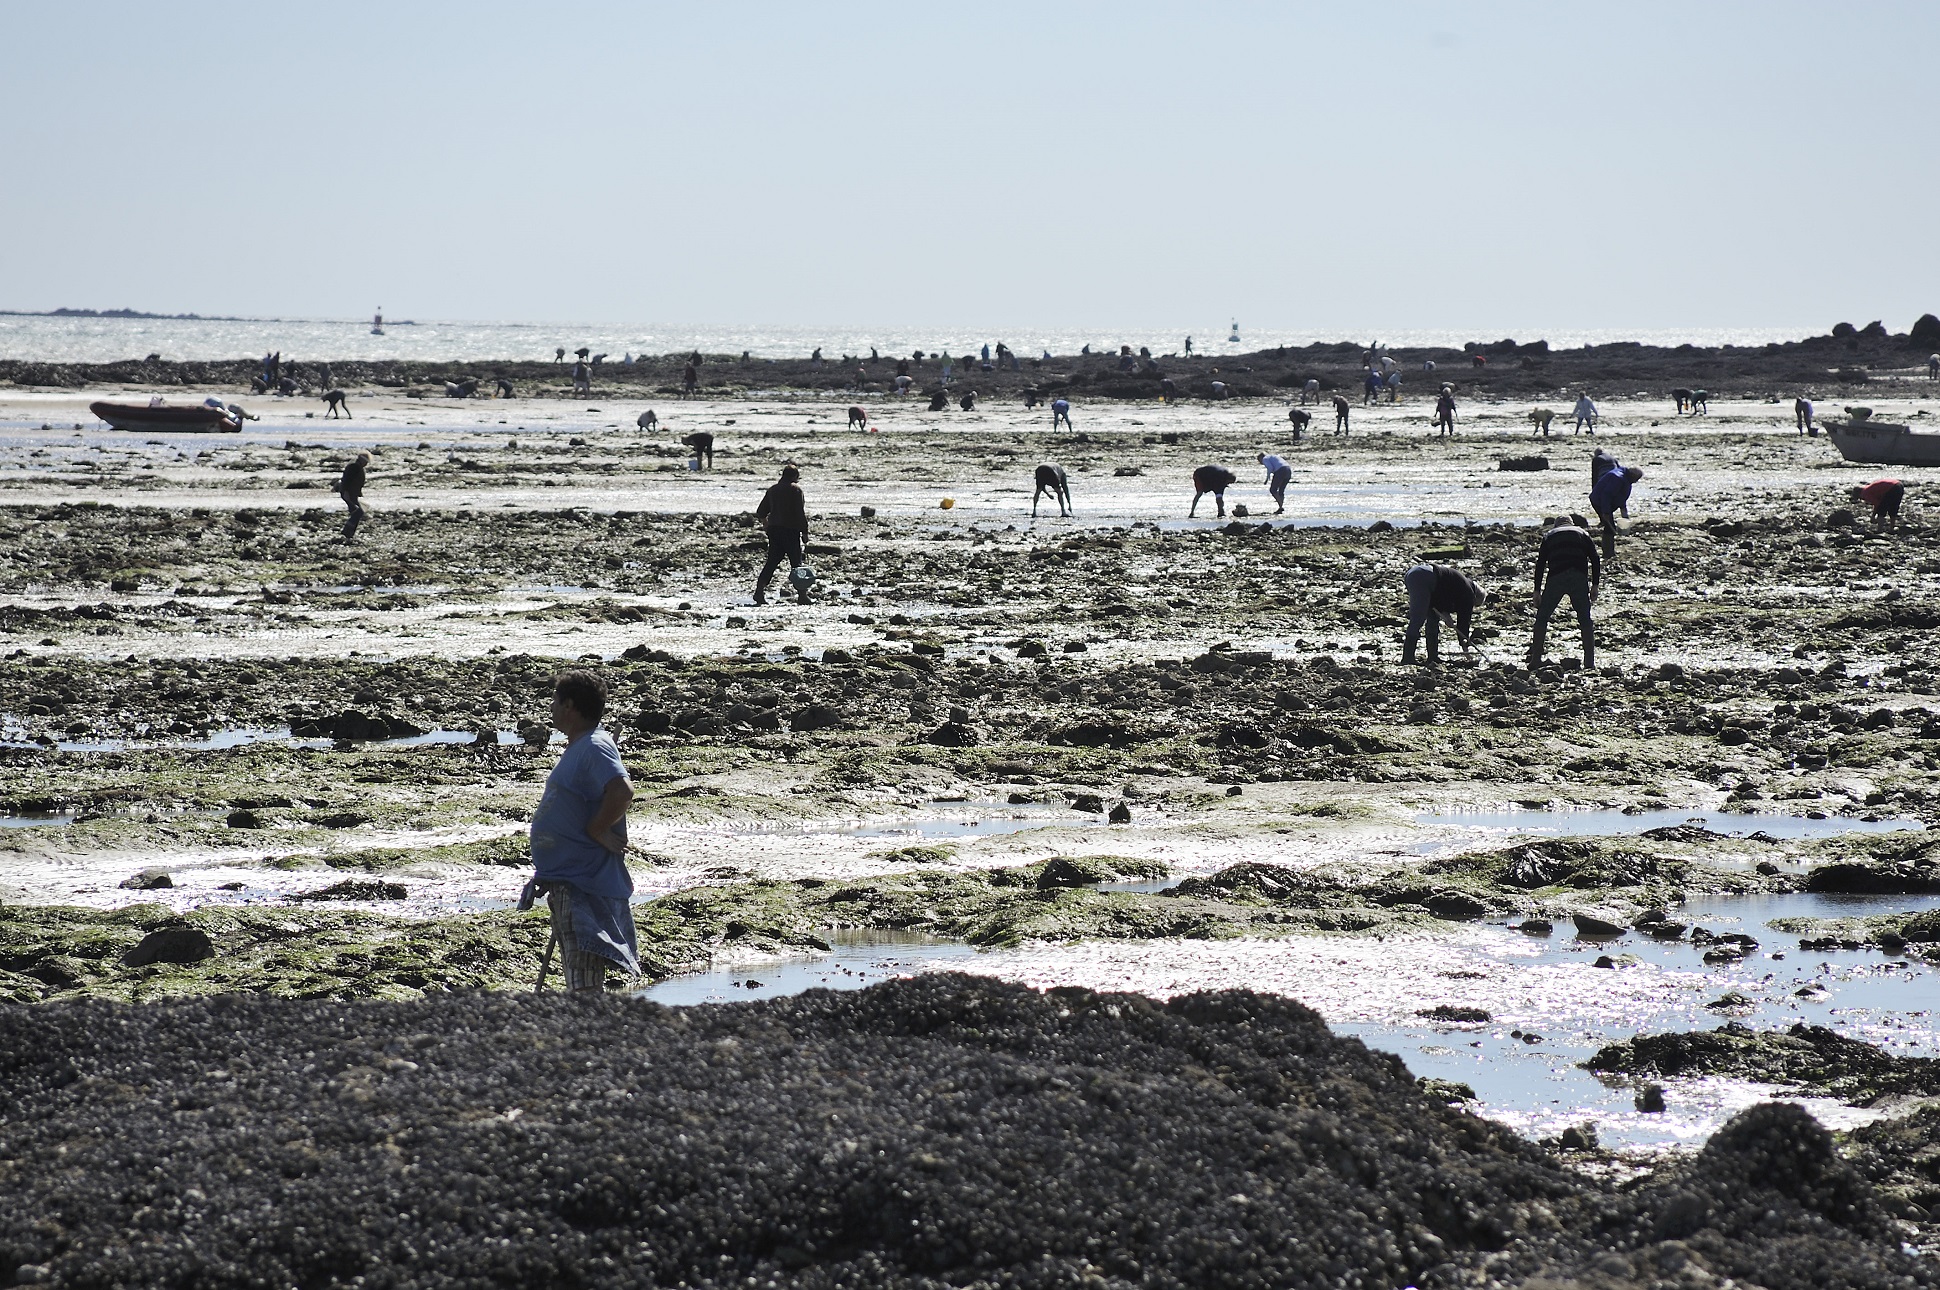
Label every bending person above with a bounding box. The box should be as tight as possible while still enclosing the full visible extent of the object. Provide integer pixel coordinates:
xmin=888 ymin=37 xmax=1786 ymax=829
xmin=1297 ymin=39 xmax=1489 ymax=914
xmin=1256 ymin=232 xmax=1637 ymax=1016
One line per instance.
xmin=1854 ymin=478 xmax=1905 ymax=530
xmin=1401 ymin=563 xmax=1487 ymax=665
xmin=1258 ymin=452 xmax=1293 ymax=514
xmin=1189 ymin=465 xmax=1237 ymax=518
xmin=1590 ymin=459 xmax=1644 ymax=557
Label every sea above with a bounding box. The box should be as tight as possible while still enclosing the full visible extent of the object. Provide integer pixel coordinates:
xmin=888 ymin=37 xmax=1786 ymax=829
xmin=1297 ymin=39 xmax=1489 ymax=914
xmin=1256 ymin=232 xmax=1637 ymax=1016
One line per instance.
xmin=0 ymin=314 xmax=1823 ymax=366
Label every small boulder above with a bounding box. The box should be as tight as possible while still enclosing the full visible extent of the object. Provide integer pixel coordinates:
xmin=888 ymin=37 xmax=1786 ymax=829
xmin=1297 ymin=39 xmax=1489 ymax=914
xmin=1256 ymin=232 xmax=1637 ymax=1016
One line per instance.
xmin=122 ymin=926 xmax=214 ymax=967
xmin=1573 ymin=911 xmax=1629 ymax=938
xmin=118 ymin=869 xmax=174 ymax=890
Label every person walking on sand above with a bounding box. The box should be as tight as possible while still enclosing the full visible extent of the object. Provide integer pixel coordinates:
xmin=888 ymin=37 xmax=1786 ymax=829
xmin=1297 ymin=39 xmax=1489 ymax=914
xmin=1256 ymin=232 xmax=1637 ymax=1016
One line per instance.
xmin=555 ymin=348 xmax=566 ymax=363
xmin=517 ymin=670 xmax=637 ymax=995
xmin=1051 ymin=396 xmax=1073 ymax=430
xmin=1259 ymin=452 xmax=1293 ymax=514
xmin=333 ymin=450 xmax=370 ymax=541
xmin=682 ymin=362 xmax=698 ymax=397
xmin=1795 ymin=397 xmax=1815 ymax=434
xmin=1854 ymin=478 xmax=1906 ymax=530
xmin=1401 ymin=563 xmax=1487 ymax=665
xmin=1528 ymin=520 xmax=1602 ymax=669
xmin=1189 ymin=464 xmax=1238 ymax=518
xmin=753 ymin=465 xmax=812 ymax=606
xmin=1433 ymin=388 xmax=1457 ymax=436
xmin=1590 ymin=458 xmax=1644 ymax=557
xmin=1184 ymin=335 xmax=1193 ymax=356
xmin=1334 ymin=394 xmax=1352 ymax=434
xmin=1573 ymin=392 xmax=1599 ymax=434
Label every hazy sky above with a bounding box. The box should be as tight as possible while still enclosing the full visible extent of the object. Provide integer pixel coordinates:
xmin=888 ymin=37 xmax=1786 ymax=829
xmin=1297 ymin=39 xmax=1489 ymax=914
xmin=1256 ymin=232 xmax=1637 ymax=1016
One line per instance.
xmin=5 ymin=1 xmax=1935 ymax=334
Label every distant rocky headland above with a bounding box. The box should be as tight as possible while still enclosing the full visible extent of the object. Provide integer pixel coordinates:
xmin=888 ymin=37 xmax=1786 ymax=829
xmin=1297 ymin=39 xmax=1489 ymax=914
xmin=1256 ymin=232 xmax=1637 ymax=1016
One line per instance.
xmin=4 ymin=316 xmax=1936 ymax=402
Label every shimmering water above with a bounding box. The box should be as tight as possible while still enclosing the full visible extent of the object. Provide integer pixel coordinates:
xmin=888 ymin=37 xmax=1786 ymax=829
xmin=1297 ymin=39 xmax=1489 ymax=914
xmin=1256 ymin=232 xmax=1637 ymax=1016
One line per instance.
xmin=0 ymin=314 xmax=1823 ymax=365
xmin=634 ymin=891 xmax=1940 ymax=1149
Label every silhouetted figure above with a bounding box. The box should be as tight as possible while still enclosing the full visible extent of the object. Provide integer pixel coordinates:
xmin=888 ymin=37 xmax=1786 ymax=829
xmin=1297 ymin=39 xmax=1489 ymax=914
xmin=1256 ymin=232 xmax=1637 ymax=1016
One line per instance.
xmin=1051 ymin=397 xmax=1072 ymax=430
xmin=753 ymin=466 xmax=811 ymax=606
xmin=1189 ymin=465 xmax=1237 ymax=518
xmin=1529 ymin=523 xmax=1601 ymax=669
xmin=1434 ymin=389 xmax=1457 ymax=436
xmin=323 ymin=390 xmax=351 ymax=419
xmin=1333 ymin=395 xmax=1351 ymax=433
xmin=682 ymin=431 xmax=714 ymax=470
xmin=959 ymin=390 xmax=977 ymax=412
xmin=1032 ymin=464 xmax=1072 ymax=518
xmin=1401 ymin=564 xmax=1487 ymax=665
xmin=334 ymin=451 xmax=370 ymax=541
xmin=638 ymin=410 xmax=658 ymax=432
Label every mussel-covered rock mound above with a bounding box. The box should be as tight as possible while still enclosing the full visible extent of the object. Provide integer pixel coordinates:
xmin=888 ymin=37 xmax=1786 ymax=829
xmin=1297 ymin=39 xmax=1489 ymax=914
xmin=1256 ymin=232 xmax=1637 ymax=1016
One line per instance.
xmin=0 ymin=975 xmax=1927 ymax=1289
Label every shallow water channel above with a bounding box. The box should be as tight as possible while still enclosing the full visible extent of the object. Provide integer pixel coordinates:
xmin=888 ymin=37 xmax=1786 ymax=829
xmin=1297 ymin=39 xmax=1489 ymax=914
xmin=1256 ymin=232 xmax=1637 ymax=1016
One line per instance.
xmin=641 ymin=892 xmax=1939 ymax=1150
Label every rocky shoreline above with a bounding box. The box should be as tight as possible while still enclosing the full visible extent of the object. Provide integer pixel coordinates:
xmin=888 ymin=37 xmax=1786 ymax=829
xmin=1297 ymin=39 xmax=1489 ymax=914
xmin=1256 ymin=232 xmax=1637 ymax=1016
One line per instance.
xmin=3 ymin=377 xmax=1939 ymax=1284
xmin=5 ymin=316 xmax=1940 ymax=402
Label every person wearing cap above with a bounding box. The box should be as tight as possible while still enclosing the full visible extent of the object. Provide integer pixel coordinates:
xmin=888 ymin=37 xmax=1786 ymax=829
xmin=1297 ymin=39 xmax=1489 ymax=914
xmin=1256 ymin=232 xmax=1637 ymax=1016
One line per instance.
xmin=1258 ymin=452 xmax=1293 ymax=514
xmin=753 ymin=465 xmax=812 ymax=606
xmin=1854 ymin=478 xmax=1906 ymax=530
xmin=1529 ymin=518 xmax=1601 ymax=669
xmin=1402 ymin=563 xmax=1487 ymax=665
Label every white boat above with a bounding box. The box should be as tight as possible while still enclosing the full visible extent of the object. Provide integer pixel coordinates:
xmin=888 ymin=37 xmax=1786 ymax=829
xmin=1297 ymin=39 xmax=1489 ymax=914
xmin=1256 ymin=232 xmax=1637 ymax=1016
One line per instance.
xmin=1827 ymin=411 xmax=1940 ymax=466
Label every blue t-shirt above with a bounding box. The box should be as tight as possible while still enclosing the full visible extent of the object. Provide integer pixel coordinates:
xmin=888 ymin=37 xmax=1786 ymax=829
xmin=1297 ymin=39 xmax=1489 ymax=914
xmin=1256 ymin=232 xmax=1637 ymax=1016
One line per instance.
xmin=529 ymin=729 xmax=632 ymax=899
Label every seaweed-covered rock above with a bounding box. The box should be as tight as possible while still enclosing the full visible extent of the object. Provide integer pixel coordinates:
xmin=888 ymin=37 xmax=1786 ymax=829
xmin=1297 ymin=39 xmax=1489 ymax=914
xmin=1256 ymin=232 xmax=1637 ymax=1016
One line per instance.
xmin=1586 ymin=1022 xmax=1940 ymax=1104
xmin=0 ymin=980 xmax=1923 ymax=1290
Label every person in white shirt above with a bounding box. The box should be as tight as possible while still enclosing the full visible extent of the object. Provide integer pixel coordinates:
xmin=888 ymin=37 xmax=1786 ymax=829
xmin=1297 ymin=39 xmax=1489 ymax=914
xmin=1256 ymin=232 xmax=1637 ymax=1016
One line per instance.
xmin=1258 ymin=452 xmax=1293 ymax=513
xmin=1573 ymin=393 xmax=1598 ymax=434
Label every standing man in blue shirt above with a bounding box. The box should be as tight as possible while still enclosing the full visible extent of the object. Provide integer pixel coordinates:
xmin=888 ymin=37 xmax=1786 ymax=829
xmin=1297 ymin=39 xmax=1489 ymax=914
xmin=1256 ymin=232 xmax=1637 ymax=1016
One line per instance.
xmin=523 ymin=671 xmax=637 ymax=993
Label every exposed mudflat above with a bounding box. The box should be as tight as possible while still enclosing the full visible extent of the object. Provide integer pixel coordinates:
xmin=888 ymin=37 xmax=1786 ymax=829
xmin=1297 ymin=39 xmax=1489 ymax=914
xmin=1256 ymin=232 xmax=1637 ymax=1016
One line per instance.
xmin=2 ymin=369 xmax=1939 ymax=1282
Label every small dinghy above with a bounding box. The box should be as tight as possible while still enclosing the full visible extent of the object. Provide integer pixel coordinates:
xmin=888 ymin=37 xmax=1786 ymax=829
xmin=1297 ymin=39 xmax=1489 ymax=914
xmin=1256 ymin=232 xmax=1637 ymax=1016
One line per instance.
xmin=89 ymin=400 xmax=241 ymax=433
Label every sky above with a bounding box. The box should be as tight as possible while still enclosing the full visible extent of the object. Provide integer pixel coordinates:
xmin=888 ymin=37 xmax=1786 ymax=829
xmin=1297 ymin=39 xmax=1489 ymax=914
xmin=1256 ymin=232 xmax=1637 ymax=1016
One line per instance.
xmin=3 ymin=0 xmax=1936 ymax=335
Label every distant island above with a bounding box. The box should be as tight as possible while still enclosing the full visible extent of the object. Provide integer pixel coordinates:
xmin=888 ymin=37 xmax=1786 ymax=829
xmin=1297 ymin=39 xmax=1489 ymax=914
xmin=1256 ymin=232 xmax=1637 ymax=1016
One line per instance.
xmin=0 ymin=308 xmax=414 ymax=324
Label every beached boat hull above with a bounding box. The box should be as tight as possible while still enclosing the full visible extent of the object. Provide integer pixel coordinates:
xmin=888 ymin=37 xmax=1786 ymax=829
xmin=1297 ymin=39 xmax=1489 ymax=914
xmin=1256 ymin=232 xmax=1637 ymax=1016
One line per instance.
xmin=1826 ymin=419 xmax=1940 ymax=467
xmin=88 ymin=402 xmax=239 ymax=433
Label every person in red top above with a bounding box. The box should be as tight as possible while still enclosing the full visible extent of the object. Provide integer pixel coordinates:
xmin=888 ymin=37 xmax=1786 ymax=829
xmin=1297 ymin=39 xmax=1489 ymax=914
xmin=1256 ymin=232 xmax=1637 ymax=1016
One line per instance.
xmin=1854 ymin=479 xmax=1905 ymax=529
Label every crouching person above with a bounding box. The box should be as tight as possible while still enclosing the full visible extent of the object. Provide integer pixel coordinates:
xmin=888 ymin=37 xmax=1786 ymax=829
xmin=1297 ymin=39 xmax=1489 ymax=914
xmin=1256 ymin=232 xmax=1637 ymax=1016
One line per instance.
xmin=521 ymin=671 xmax=637 ymax=993
xmin=1402 ymin=563 xmax=1487 ymax=665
